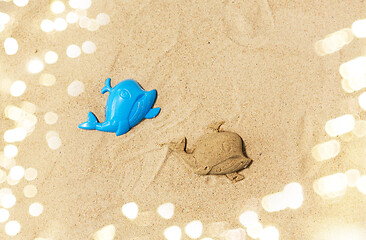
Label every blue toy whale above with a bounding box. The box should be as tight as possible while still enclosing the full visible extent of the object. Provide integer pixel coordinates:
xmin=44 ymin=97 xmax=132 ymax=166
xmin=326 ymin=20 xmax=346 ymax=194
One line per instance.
xmin=78 ymin=78 xmax=161 ymax=136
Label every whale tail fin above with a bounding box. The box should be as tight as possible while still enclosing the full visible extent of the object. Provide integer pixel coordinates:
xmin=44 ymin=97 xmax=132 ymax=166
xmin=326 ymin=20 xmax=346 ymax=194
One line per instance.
xmin=145 ymin=107 xmax=161 ymax=119
xmin=168 ymin=137 xmax=187 ymax=153
xmin=78 ymin=112 xmax=99 ymax=130
xmin=101 ymin=78 xmax=112 ymax=94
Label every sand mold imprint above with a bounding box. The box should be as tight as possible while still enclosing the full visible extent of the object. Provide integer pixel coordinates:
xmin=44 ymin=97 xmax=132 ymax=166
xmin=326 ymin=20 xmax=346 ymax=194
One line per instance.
xmin=168 ymin=122 xmax=252 ymax=182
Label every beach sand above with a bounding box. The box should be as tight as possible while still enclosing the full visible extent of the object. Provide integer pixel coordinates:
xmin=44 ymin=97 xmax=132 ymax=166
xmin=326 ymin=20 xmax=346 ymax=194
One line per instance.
xmin=1 ymin=0 xmax=366 ymax=239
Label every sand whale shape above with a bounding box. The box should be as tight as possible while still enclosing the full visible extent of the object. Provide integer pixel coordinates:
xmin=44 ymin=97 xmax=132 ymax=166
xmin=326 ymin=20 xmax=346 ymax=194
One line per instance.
xmin=169 ymin=122 xmax=252 ymax=182
xmin=79 ymin=78 xmax=161 ymax=136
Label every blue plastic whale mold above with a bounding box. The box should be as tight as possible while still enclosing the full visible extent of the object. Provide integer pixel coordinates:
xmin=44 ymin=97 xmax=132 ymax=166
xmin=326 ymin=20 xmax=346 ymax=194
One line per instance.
xmin=79 ymin=78 xmax=161 ymax=136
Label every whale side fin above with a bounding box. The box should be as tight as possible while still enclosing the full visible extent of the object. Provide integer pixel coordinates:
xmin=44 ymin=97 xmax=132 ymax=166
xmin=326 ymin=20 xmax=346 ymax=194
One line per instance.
xmin=116 ymin=120 xmax=130 ymax=136
xmin=78 ymin=112 xmax=99 ymax=130
xmin=101 ymin=78 xmax=112 ymax=94
xmin=145 ymin=107 xmax=161 ymax=119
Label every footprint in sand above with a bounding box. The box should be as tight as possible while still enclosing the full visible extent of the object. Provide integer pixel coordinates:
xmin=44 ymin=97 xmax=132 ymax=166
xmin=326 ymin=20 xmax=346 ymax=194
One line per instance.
xmin=224 ymin=0 xmax=274 ymax=47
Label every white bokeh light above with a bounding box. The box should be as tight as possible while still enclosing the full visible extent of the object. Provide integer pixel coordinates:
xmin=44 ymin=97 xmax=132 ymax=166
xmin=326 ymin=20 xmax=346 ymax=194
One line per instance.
xmin=66 ymin=44 xmax=81 ymax=58
xmin=44 ymin=51 xmax=58 ymax=64
xmin=164 ymin=226 xmax=182 ymax=240
xmin=24 ymin=168 xmax=38 ymax=181
xmin=282 ymin=182 xmax=303 ymax=209
xmin=54 ymin=18 xmax=67 ymax=31
xmin=66 ymin=11 xmax=79 ymax=23
xmin=352 ymin=120 xmax=366 ymax=137
xmin=78 ymin=16 xmax=89 ymax=28
xmin=23 ymin=184 xmax=37 ymax=198
xmin=121 ymin=202 xmax=138 ymax=220
xmin=0 ymin=208 xmax=9 ymax=223
xmin=41 ymin=19 xmax=54 ymax=32
xmin=247 ymin=222 xmax=263 ymax=239
xmin=82 ymin=41 xmax=96 ymax=54
xmin=69 ymin=0 xmax=91 ymax=10
xmin=47 ymin=136 xmax=62 ymax=150
xmin=260 ymin=226 xmax=279 ymax=240
xmin=352 ymin=19 xmax=366 ymax=38
xmin=313 ymin=173 xmax=348 ymax=199
xmin=224 ymin=228 xmax=246 ymax=240
xmin=311 ymin=140 xmax=341 ymax=161
xmin=29 ymin=202 xmax=43 ymax=216
xmin=96 ymin=13 xmax=110 ymax=25
xmin=325 ymin=114 xmax=355 ymax=137
xmin=358 ymin=92 xmax=366 ymax=111
xmin=157 ymin=202 xmax=175 ymax=220
xmin=5 ymin=220 xmax=21 ymax=236
xmin=4 ymin=145 xmax=18 ymax=158
xmin=67 ymin=80 xmax=84 ymax=96
xmin=51 ymin=1 xmax=66 ymax=14
xmin=0 ymin=170 xmax=6 ymax=183
xmin=0 ymin=12 xmax=10 ymax=25
xmin=239 ymin=210 xmax=259 ymax=228
xmin=13 ymin=0 xmax=29 ymax=7
xmin=93 ymin=225 xmax=116 ymax=240
xmin=4 ymin=37 xmax=18 ymax=55
xmin=87 ymin=19 xmax=99 ymax=31
xmin=356 ymin=176 xmax=366 ymax=194
xmin=10 ymin=81 xmax=26 ymax=97
xmin=184 ymin=220 xmax=203 ymax=239
xmin=345 ymin=169 xmax=361 ymax=187
xmin=27 ymin=59 xmax=44 ymax=74
xmin=39 ymin=73 xmax=56 ymax=86
xmin=9 ymin=166 xmax=25 ymax=181
xmin=44 ymin=111 xmax=58 ymax=125
xmin=1 ymin=193 xmax=16 ymax=208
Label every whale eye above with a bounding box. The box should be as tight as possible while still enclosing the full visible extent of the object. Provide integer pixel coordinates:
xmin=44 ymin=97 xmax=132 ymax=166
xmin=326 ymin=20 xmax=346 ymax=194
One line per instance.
xmin=119 ymin=89 xmax=131 ymax=100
